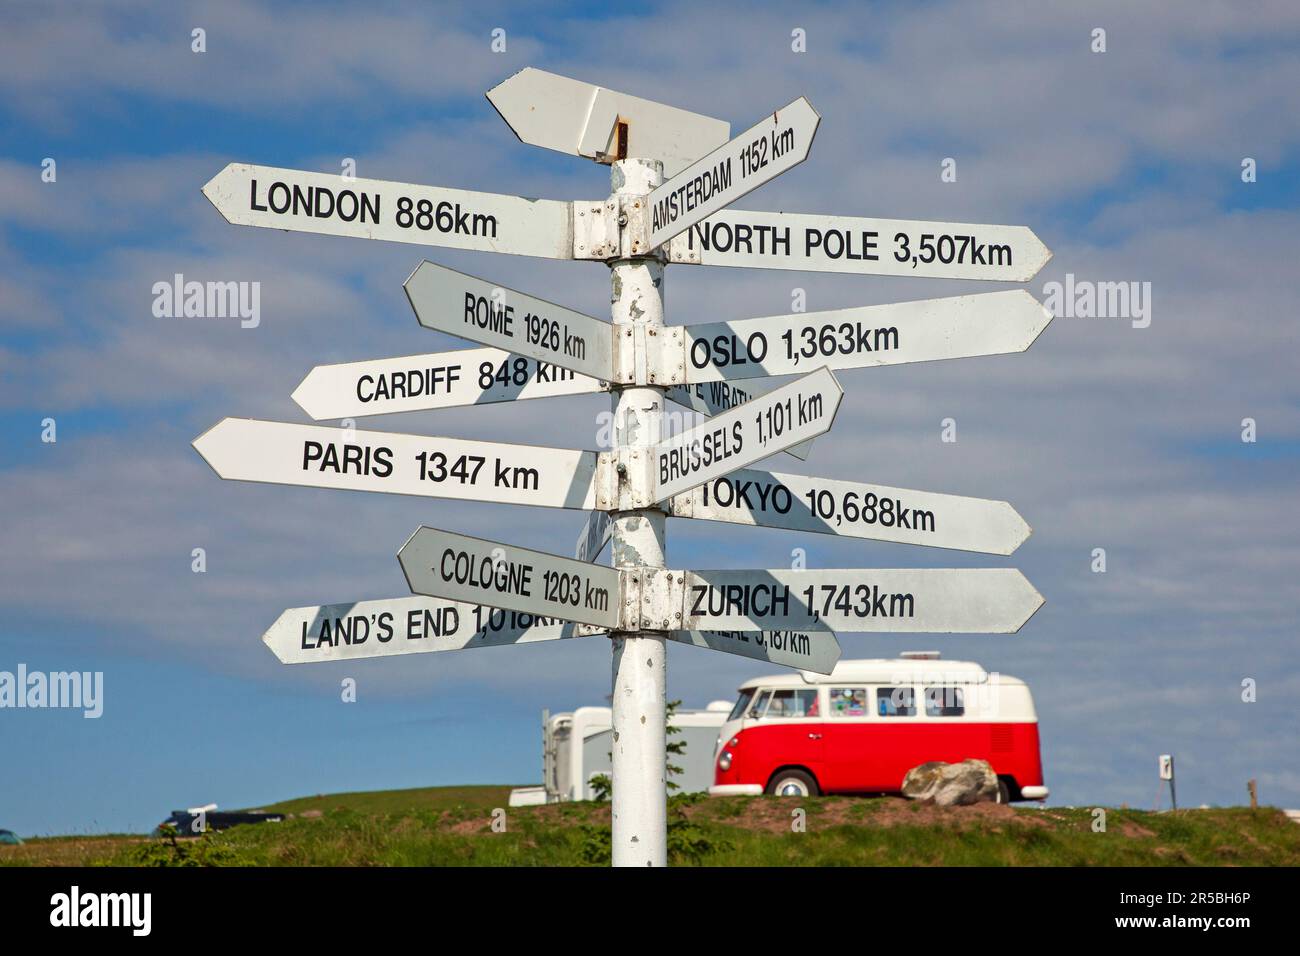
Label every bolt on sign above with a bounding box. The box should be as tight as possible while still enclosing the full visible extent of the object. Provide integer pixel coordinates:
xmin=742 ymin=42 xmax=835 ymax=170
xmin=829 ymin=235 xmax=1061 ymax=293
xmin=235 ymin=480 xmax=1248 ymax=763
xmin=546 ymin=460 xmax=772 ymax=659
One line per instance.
xmin=198 ymin=65 xmax=1051 ymax=867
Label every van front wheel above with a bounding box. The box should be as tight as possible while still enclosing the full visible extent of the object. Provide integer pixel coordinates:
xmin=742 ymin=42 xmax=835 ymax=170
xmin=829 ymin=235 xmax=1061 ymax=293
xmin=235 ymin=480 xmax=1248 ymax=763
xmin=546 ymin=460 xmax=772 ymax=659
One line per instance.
xmin=766 ymin=769 xmax=819 ymax=797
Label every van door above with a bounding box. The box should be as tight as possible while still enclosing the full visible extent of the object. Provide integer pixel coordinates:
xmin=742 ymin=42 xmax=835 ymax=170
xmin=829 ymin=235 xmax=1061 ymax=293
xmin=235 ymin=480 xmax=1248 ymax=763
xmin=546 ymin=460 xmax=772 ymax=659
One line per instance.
xmin=820 ymin=685 xmax=873 ymax=792
xmin=747 ymin=688 xmax=824 ymax=791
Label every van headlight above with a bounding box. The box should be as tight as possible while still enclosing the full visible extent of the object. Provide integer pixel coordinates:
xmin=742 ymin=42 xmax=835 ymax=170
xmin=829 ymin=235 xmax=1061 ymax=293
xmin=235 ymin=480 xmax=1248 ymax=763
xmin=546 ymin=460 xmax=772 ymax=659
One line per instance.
xmin=718 ymin=750 xmax=733 ymax=772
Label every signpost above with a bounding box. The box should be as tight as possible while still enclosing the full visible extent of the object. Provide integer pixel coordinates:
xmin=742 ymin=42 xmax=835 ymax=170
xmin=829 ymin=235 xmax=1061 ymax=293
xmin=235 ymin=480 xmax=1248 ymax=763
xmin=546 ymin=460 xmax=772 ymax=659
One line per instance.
xmin=575 ymin=509 xmax=613 ymax=563
xmin=193 ymin=418 xmax=600 ymax=512
xmin=203 ymin=163 xmax=574 ymax=260
xmin=680 ymin=568 xmax=1044 ymax=633
xmin=646 ymin=97 xmax=820 ymax=249
xmin=262 ymin=596 xmax=587 ymax=664
xmin=650 ymin=366 xmax=842 ymax=502
xmin=665 ymin=380 xmax=814 ymax=460
xmin=198 ymin=67 xmax=1051 ymax=868
xmin=682 ymin=289 xmax=1052 ymax=383
xmin=399 ymin=526 xmax=622 ymax=631
xmin=292 ymin=346 xmax=602 ymax=421
xmin=668 ymin=208 xmax=1052 ymax=282
xmin=671 ymin=467 xmax=1033 ymax=555
xmin=487 ymin=67 xmax=730 ymax=176
xmin=404 ymin=260 xmax=614 ymax=382
xmin=667 ymin=627 xmax=840 ymax=675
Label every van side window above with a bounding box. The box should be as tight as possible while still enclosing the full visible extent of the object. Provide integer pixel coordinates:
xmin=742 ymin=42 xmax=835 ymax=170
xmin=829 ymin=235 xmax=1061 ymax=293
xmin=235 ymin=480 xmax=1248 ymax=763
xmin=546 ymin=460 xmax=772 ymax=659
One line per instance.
xmin=829 ymin=687 xmax=868 ymax=717
xmin=925 ymin=686 xmax=965 ymax=717
xmin=748 ymin=690 xmax=771 ymax=718
xmin=877 ymin=687 xmax=916 ymax=717
xmin=764 ymin=689 xmax=818 ymax=718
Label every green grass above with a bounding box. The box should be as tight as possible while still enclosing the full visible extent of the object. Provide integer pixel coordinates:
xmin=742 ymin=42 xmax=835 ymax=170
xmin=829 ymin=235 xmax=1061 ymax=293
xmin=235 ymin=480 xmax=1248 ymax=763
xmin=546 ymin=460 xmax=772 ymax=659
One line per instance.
xmin=4 ymin=788 xmax=1298 ymax=867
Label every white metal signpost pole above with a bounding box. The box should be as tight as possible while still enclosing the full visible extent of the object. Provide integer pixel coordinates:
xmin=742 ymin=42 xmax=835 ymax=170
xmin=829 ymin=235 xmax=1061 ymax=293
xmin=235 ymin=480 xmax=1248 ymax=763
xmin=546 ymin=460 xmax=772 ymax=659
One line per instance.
xmin=608 ymin=157 xmax=669 ymax=867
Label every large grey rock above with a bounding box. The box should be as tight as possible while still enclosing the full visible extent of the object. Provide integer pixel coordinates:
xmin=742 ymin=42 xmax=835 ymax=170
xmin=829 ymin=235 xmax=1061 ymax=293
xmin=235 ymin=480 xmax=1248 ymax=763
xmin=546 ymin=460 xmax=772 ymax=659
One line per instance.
xmin=902 ymin=759 xmax=1001 ymax=806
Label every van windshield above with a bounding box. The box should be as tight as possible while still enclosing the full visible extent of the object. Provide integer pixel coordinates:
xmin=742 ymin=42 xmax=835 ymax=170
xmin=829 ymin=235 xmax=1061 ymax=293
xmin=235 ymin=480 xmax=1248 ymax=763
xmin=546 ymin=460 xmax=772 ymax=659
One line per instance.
xmin=728 ymin=689 xmax=756 ymax=722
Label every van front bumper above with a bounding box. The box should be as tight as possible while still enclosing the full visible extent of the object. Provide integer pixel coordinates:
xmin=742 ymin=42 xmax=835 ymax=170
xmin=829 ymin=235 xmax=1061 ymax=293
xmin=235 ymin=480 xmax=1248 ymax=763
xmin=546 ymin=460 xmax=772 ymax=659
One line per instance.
xmin=709 ymin=784 xmax=763 ymax=796
xmin=1019 ymin=785 xmax=1049 ymax=801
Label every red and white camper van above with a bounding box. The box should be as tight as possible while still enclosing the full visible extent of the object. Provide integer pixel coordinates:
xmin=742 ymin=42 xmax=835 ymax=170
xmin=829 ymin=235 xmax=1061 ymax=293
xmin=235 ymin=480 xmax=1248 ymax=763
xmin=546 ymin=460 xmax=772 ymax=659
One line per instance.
xmin=709 ymin=653 xmax=1048 ymax=802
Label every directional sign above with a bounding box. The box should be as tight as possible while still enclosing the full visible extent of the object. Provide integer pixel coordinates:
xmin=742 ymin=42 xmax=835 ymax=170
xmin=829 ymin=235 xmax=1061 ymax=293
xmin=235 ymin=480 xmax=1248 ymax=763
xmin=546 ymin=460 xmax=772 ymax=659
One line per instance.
xmin=668 ymin=208 xmax=1052 ymax=282
xmin=263 ymin=596 xmax=589 ymax=664
xmin=683 ymin=289 xmax=1051 ymax=383
xmin=681 ymin=568 xmax=1044 ymax=633
xmin=202 ymin=163 xmax=573 ymax=260
xmin=292 ymin=346 xmax=604 ymax=421
xmin=668 ymin=628 xmax=840 ymax=675
xmin=646 ymin=97 xmax=820 ymax=249
xmin=671 ymin=467 xmax=1032 ymax=555
xmin=666 ymin=380 xmax=813 ymax=461
xmin=651 ymin=366 xmax=842 ymax=502
xmin=399 ymin=527 xmax=622 ymax=630
xmin=575 ymin=509 xmax=613 ymax=563
xmin=193 ymin=418 xmax=598 ymax=511
xmin=405 ymin=260 xmax=613 ymax=382
xmin=487 ymin=67 xmax=730 ymax=177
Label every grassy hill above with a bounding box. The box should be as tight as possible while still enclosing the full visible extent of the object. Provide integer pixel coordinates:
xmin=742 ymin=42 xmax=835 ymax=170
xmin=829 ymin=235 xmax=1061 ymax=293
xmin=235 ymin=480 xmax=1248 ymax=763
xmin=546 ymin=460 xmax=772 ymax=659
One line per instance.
xmin=4 ymin=785 xmax=1298 ymax=866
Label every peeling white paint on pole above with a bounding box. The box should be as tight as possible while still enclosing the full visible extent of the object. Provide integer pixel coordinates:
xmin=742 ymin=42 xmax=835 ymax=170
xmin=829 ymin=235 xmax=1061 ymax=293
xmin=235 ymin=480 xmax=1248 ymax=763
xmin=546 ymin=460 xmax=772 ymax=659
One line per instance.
xmin=608 ymin=158 xmax=669 ymax=868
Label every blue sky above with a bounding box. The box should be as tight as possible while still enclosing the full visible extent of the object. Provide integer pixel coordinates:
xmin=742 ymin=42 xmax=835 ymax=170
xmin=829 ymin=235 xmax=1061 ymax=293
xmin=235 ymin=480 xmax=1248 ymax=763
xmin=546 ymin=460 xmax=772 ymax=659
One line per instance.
xmin=2 ymin=0 xmax=1298 ymax=835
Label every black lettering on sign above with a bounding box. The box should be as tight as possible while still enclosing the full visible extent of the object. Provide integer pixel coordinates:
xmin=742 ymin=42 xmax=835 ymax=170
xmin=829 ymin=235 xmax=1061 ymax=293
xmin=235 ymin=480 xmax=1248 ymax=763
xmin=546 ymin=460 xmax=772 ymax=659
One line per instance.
xmin=250 ymin=179 xmax=380 ymax=223
xmin=301 ymin=440 xmax=394 ymax=477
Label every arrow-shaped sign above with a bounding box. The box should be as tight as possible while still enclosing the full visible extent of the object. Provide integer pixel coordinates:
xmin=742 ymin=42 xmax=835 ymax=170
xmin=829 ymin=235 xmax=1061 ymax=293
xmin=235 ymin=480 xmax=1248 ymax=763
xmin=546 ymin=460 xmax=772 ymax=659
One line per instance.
xmin=575 ymin=509 xmax=613 ymax=563
xmin=667 ymin=627 xmax=841 ymax=675
xmin=262 ymin=591 xmax=839 ymax=674
xmin=650 ymin=366 xmax=842 ymax=502
xmin=405 ymin=260 xmax=614 ymax=383
xmin=671 ymin=467 xmax=1032 ymax=555
xmin=647 ymin=97 xmax=820 ymax=249
xmin=487 ymin=67 xmax=730 ymax=176
xmin=683 ymin=289 xmax=1052 ymax=383
xmin=681 ymin=568 xmax=1044 ymax=633
xmin=668 ymin=208 xmax=1052 ymax=282
xmin=192 ymin=418 xmax=599 ymax=512
xmin=263 ymin=596 xmax=589 ymax=664
xmin=202 ymin=163 xmax=574 ymax=260
xmin=665 ymin=381 xmax=813 ymax=461
xmin=399 ymin=527 xmax=622 ymax=630
xmin=292 ymin=346 xmax=604 ymax=421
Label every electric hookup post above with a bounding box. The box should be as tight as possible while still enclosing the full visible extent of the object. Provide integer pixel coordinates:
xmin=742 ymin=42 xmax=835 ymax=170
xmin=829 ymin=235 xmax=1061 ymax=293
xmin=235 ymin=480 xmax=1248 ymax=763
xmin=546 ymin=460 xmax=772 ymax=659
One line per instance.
xmin=198 ymin=67 xmax=1052 ymax=866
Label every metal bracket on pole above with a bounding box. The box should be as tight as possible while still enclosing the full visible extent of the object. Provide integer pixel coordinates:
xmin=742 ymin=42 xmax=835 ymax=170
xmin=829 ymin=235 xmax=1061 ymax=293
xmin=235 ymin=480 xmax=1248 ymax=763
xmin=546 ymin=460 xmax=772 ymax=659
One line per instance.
xmin=594 ymin=448 xmax=661 ymax=512
xmin=572 ymin=199 xmax=619 ymax=261
xmin=619 ymin=566 xmax=683 ymax=632
xmin=609 ymin=324 xmax=684 ymax=387
xmin=666 ymin=231 xmax=701 ymax=264
xmin=618 ymin=193 xmax=654 ymax=260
